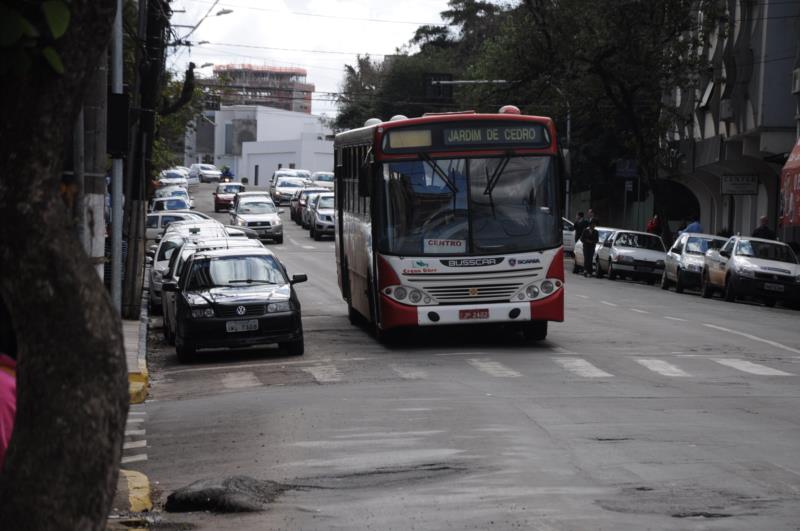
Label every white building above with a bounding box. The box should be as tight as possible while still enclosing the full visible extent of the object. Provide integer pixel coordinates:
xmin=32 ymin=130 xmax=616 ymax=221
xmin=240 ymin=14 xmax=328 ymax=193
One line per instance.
xmin=185 ymin=105 xmax=334 ymax=186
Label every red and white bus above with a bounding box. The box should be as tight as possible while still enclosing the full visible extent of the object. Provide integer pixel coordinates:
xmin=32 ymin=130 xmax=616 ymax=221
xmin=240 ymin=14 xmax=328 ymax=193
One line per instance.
xmin=334 ymin=107 xmax=564 ymax=341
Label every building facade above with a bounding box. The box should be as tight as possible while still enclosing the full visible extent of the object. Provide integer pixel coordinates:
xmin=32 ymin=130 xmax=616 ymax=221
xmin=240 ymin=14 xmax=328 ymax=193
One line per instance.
xmin=198 ymin=64 xmax=314 ymax=114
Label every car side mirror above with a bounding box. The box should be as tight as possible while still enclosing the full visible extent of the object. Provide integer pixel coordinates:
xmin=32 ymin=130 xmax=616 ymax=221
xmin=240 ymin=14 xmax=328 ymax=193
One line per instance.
xmin=212 ymin=192 xmax=217 ymax=196
xmin=603 ymin=240 xmax=612 ymax=248
xmin=720 ymin=249 xmax=730 ymax=258
xmin=162 ymin=281 xmax=178 ymax=292
xmin=291 ymin=274 xmax=308 ymax=285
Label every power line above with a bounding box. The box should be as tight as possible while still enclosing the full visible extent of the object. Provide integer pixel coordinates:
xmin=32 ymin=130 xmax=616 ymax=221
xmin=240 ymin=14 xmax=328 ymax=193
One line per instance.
xmin=198 ymin=41 xmax=393 ymax=56
xmin=178 ymin=0 xmax=221 ymax=41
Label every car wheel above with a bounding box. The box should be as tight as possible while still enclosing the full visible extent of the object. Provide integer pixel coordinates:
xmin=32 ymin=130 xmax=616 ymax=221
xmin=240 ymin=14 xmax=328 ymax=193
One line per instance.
xmin=646 ymin=277 xmax=656 ymax=286
xmin=522 ymin=321 xmax=548 ymax=341
xmin=675 ymin=270 xmax=684 ymax=294
xmin=764 ymin=298 xmax=776 ymax=308
xmin=275 ymin=235 xmax=283 ymax=244
xmin=175 ymin=337 xmax=195 ymax=363
xmin=608 ymin=261 xmax=617 ymax=280
xmin=313 ymin=228 xmax=321 ymax=241
xmin=660 ymin=271 xmax=670 ymax=290
xmin=700 ymin=270 xmax=714 ymax=299
xmin=281 ymin=336 xmax=305 ymax=356
xmin=723 ymin=276 xmax=737 ymax=302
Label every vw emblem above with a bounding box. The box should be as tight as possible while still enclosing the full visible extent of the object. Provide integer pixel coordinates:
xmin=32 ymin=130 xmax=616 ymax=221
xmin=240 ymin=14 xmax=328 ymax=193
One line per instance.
xmin=468 ymin=287 xmax=479 ymax=297
xmin=236 ymin=305 xmax=247 ymax=316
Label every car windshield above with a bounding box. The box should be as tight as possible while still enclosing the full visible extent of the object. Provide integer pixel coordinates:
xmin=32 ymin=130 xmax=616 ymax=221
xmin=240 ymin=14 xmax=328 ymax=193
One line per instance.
xmin=317 ymin=196 xmax=334 ymax=209
xmin=238 ymin=201 xmax=276 ymax=214
xmin=157 ymin=240 xmax=181 ymax=262
xmin=381 ymin=156 xmax=558 ymax=255
xmin=597 ymin=229 xmax=612 ymax=243
xmin=736 ymin=240 xmax=798 ymax=263
xmin=277 ymin=178 xmax=305 ymax=188
xmin=218 ymin=185 xmax=243 ymax=194
xmin=170 ymin=190 xmax=187 ymax=197
xmin=615 ymin=232 xmax=665 ymax=251
xmin=156 ymin=198 xmax=189 ymax=210
xmin=163 ymin=172 xmax=183 ymax=179
xmin=200 ymin=165 xmax=217 ymax=171
xmin=187 ymin=255 xmax=287 ymax=288
xmin=685 ymin=236 xmax=726 ymax=255
xmin=314 ymin=173 xmax=334 ymax=182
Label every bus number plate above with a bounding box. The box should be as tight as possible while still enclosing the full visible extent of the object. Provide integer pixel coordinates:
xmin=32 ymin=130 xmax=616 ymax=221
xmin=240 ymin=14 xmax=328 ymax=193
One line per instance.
xmin=459 ymin=309 xmax=489 ymax=320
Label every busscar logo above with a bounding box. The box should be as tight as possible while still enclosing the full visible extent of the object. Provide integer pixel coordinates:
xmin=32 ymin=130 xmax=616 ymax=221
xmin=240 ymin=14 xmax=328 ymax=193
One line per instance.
xmin=440 ymin=257 xmax=504 ymax=267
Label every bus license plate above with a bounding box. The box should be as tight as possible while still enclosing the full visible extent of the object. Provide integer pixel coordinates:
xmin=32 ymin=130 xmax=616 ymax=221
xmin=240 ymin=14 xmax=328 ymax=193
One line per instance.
xmin=763 ymin=283 xmax=784 ymax=292
xmin=459 ymin=309 xmax=489 ymax=320
xmin=226 ymin=319 xmax=259 ymax=333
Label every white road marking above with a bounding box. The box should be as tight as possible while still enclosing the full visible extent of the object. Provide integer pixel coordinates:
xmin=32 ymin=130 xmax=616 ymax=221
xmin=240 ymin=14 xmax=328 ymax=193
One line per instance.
xmin=636 ymin=359 xmax=690 ymax=377
xmin=128 ymin=411 xmax=146 ymax=416
xmin=221 ymin=371 xmax=262 ymax=389
xmin=125 ymin=417 xmax=145 ymax=424
xmin=553 ymin=357 xmax=613 ymax=378
xmin=574 ymin=294 xmax=589 ymax=299
xmin=390 ymin=365 xmax=428 ymax=379
xmin=302 ymin=245 xmax=316 ymax=250
xmin=600 ymin=301 xmax=618 ymax=307
xmin=713 ymin=359 xmax=794 ymax=376
xmin=121 ymin=454 xmax=148 ymax=464
xmin=288 ymin=237 xmax=300 ymax=246
xmin=123 ymin=440 xmax=147 ymax=450
xmin=162 ymin=357 xmax=376 ymax=375
xmin=630 ymin=308 xmax=649 ymax=314
xmin=467 ymin=358 xmax=523 ymax=378
xmin=125 ymin=429 xmax=145 ymax=436
xmin=663 ymin=316 xmax=687 ymax=322
xmin=703 ymin=323 xmax=800 ymax=355
xmin=303 ymin=365 xmax=343 ymax=383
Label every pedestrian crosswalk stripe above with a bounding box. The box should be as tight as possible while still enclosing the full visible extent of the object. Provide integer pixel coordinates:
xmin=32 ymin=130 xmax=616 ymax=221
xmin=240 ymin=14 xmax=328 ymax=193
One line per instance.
xmin=221 ymin=371 xmax=261 ymax=389
xmin=126 ymin=417 xmax=145 ymax=424
xmin=303 ymin=365 xmax=343 ymax=383
xmin=121 ymin=454 xmax=148 ymax=464
xmin=390 ymin=365 xmax=428 ymax=379
xmin=636 ymin=359 xmax=690 ymax=377
xmin=124 ymin=429 xmax=145 ymax=436
xmin=712 ymin=359 xmax=794 ymax=376
xmin=123 ymin=440 xmax=147 ymax=450
xmin=467 ymin=359 xmax=523 ymax=378
xmin=553 ymin=357 xmax=613 ymax=378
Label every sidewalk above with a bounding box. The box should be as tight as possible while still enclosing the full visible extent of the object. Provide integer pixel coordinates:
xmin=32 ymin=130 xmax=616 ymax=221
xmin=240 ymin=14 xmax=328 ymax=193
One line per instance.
xmin=108 ymin=278 xmax=154 ymax=528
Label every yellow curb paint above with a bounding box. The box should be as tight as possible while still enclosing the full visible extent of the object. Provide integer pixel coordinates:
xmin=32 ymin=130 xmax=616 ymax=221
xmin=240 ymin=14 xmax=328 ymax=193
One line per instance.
xmin=121 ymin=469 xmax=152 ymax=513
xmin=129 ymin=381 xmax=147 ymax=405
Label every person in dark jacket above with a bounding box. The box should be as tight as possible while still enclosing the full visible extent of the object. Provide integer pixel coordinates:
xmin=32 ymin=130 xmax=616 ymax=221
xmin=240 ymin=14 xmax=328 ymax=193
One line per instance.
xmin=573 ymin=211 xmax=588 ymax=244
xmin=580 ymin=220 xmax=600 ymax=277
xmin=751 ymin=216 xmax=776 ymax=240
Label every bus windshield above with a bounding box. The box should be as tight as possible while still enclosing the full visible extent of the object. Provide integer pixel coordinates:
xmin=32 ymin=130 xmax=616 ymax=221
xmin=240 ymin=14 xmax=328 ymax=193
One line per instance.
xmin=381 ymin=156 xmax=558 ymax=255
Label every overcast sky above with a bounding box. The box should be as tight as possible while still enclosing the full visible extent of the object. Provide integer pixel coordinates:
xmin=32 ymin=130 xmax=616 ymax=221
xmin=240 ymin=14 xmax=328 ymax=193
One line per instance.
xmin=168 ymin=0 xmax=452 ymax=118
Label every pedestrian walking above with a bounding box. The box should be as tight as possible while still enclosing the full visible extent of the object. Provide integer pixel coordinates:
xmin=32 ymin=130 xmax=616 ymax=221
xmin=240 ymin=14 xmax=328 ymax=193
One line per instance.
xmin=646 ymin=213 xmax=661 ymax=235
xmin=573 ymin=211 xmax=588 ymax=243
xmin=751 ymin=216 xmax=776 ymax=240
xmin=580 ymin=220 xmax=600 ymax=277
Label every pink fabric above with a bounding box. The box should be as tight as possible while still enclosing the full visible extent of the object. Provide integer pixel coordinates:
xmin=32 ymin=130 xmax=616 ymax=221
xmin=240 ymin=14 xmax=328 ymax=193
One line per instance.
xmin=0 ymin=353 xmax=16 ymax=471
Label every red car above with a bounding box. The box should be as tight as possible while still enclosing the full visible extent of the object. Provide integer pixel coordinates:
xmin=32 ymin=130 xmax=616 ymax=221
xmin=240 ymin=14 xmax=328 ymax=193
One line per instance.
xmin=212 ymin=183 xmax=245 ymax=212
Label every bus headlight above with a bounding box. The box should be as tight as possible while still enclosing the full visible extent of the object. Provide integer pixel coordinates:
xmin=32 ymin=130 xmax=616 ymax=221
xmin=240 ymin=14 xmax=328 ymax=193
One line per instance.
xmin=525 ymin=285 xmax=540 ymax=299
xmin=394 ymin=287 xmax=408 ymax=300
xmin=540 ymin=280 xmax=554 ymax=294
xmin=383 ymin=285 xmax=436 ymax=306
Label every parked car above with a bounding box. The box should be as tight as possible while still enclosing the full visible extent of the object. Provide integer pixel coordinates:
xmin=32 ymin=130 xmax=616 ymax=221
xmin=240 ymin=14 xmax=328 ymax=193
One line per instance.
xmin=147 ymin=232 xmax=187 ymax=312
xmin=290 ymin=187 xmax=328 ymax=223
xmin=269 ymin=169 xmax=311 ymax=190
xmin=572 ymin=226 xmax=615 ymax=274
xmin=162 ymin=247 xmax=307 ymax=361
xmin=158 ymin=170 xmax=188 ymax=189
xmin=161 ymin=237 xmax=265 ymax=345
xmin=189 ymin=163 xmax=222 ymax=183
xmin=155 ymin=185 xmax=194 ymax=209
xmin=213 ymin=183 xmax=246 ymax=212
xmin=661 ymin=232 xmax=728 ymax=293
xmin=230 ymin=191 xmax=274 ymax=214
xmin=148 ymin=197 xmax=191 ymax=213
xmin=701 ymin=236 xmax=800 ymax=306
xmin=307 ymin=192 xmax=335 ymax=240
xmin=230 ymin=198 xmax=284 ymax=243
xmin=145 ymin=211 xmax=207 ymax=240
xmin=562 ymin=217 xmax=575 ymax=254
xmin=310 ymin=171 xmax=335 ymax=190
xmin=270 ymin=176 xmax=307 ymax=204
xmin=596 ymin=230 xmax=666 ymax=283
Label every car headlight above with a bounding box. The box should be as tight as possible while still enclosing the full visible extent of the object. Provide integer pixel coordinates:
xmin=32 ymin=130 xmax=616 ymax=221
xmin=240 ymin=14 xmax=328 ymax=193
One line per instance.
xmin=738 ymin=267 xmax=756 ymax=279
xmin=191 ymin=307 xmax=215 ymax=318
xmin=274 ymin=219 xmax=282 ymax=226
xmin=267 ymin=301 xmax=291 ymax=313
xmin=617 ymin=255 xmax=634 ymax=263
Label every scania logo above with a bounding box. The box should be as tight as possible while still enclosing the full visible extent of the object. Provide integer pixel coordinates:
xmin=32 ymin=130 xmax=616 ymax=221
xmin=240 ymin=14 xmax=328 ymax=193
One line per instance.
xmin=236 ymin=305 xmax=247 ymax=316
xmin=440 ymin=257 xmax=504 ymax=268
xmin=509 ymin=258 xmax=517 ymax=267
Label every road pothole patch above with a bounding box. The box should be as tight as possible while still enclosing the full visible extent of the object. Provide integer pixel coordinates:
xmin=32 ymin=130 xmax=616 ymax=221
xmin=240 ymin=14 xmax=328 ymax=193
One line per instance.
xmin=596 ymin=485 xmax=767 ymax=519
xmin=165 ymin=476 xmax=289 ymax=513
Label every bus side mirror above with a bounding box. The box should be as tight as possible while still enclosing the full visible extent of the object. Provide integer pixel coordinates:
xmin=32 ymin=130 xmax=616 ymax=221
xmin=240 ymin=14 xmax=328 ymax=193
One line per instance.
xmin=358 ymin=162 xmax=371 ymax=197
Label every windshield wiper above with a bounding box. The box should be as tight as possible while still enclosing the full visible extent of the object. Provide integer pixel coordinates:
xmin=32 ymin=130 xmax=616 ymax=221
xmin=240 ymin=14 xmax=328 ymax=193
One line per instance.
xmin=484 ymin=154 xmax=511 ymax=196
xmin=420 ymin=153 xmax=457 ymax=195
xmin=228 ymin=279 xmax=277 ymax=284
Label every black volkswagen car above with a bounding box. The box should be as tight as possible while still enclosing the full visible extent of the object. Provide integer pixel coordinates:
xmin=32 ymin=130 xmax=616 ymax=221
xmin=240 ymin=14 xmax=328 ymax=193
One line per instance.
xmin=163 ymin=248 xmax=307 ymax=362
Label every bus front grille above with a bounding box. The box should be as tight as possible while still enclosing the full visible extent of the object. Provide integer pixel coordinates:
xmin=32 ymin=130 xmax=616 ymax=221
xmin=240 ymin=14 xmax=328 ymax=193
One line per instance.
xmin=424 ymin=283 xmax=523 ymax=303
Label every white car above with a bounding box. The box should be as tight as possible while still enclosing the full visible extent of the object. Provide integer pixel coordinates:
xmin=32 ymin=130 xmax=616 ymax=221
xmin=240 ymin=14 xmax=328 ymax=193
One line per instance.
xmin=145 ymin=210 xmax=207 ymax=240
xmin=230 ymin=198 xmax=284 ymax=243
xmin=701 ymin=236 xmax=800 ymax=306
xmin=147 ymin=232 xmax=186 ymax=312
xmin=661 ymin=232 xmax=727 ymax=293
xmin=148 ymin=196 xmax=191 ymax=213
xmin=311 ymin=171 xmax=335 ymax=190
xmin=158 ymin=170 xmax=188 ymax=189
xmin=189 ymin=163 xmax=222 ymax=183
xmin=155 ymin=185 xmax=194 ymax=209
xmin=596 ymin=229 xmax=666 ymax=284
xmin=572 ymin=226 xmax=615 ymax=274
xmin=562 ymin=217 xmax=575 ymax=254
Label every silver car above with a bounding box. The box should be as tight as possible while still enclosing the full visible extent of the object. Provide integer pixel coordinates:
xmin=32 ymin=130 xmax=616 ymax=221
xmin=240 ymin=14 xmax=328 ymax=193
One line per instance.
xmin=230 ymin=199 xmax=284 ymax=244
xmin=271 ymin=177 xmax=307 ymax=204
xmin=596 ymin=230 xmax=666 ymax=284
xmin=307 ymin=192 xmax=335 ymax=240
xmin=661 ymin=232 xmax=727 ymax=293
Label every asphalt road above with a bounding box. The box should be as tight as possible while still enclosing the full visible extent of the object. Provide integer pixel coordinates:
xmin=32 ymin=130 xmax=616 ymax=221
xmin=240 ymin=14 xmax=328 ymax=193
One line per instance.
xmin=137 ymin=183 xmax=800 ymax=530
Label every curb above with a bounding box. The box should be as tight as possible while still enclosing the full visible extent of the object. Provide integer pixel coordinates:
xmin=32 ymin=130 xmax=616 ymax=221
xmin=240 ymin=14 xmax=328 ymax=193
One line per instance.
xmin=121 ymin=469 xmax=153 ymax=513
xmin=128 ymin=267 xmax=150 ymax=404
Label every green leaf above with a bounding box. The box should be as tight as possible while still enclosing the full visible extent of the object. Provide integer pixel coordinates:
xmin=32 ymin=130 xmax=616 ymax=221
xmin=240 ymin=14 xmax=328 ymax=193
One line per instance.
xmin=42 ymin=46 xmax=65 ymax=74
xmin=42 ymin=0 xmax=70 ymax=39
xmin=0 ymin=7 xmax=25 ymax=47
xmin=20 ymin=18 xmax=40 ymax=38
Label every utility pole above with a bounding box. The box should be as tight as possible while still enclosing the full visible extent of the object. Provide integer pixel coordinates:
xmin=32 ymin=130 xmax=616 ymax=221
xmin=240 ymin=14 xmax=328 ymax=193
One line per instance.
xmin=111 ymin=0 xmax=123 ymax=312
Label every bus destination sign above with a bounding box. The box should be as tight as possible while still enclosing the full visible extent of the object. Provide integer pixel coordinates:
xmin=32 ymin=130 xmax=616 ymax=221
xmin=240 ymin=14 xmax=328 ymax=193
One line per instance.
xmin=443 ymin=125 xmax=548 ymax=147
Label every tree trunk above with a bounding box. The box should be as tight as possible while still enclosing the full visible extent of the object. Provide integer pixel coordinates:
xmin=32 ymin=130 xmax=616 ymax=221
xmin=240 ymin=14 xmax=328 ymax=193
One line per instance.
xmin=0 ymin=2 xmax=130 ymax=529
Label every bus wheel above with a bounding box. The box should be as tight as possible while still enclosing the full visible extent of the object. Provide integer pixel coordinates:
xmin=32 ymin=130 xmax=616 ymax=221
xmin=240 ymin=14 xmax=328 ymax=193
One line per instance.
xmin=523 ymin=321 xmax=548 ymax=341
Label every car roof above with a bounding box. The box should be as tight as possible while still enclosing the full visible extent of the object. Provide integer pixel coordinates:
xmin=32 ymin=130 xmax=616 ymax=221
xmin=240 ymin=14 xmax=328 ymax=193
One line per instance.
xmin=236 ymin=191 xmax=270 ymax=197
xmin=192 ymin=247 xmax=277 ymax=260
xmin=682 ymin=232 xmax=727 ymax=239
xmin=182 ymin=238 xmax=264 ymax=250
xmin=734 ymin=235 xmax=789 ymax=245
xmin=612 ymin=229 xmax=662 ymax=238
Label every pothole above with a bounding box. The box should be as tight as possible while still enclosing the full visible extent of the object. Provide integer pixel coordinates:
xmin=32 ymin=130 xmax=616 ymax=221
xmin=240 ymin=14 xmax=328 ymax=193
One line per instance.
xmin=672 ymin=511 xmax=733 ymax=519
xmin=592 ymin=437 xmax=632 ymax=442
xmin=596 ymin=485 xmax=765 ymax=518
xmin=295 ymin=462 xmax=470 ymax=490
xmin=165 ymin=476 xmax=288 ymax=513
